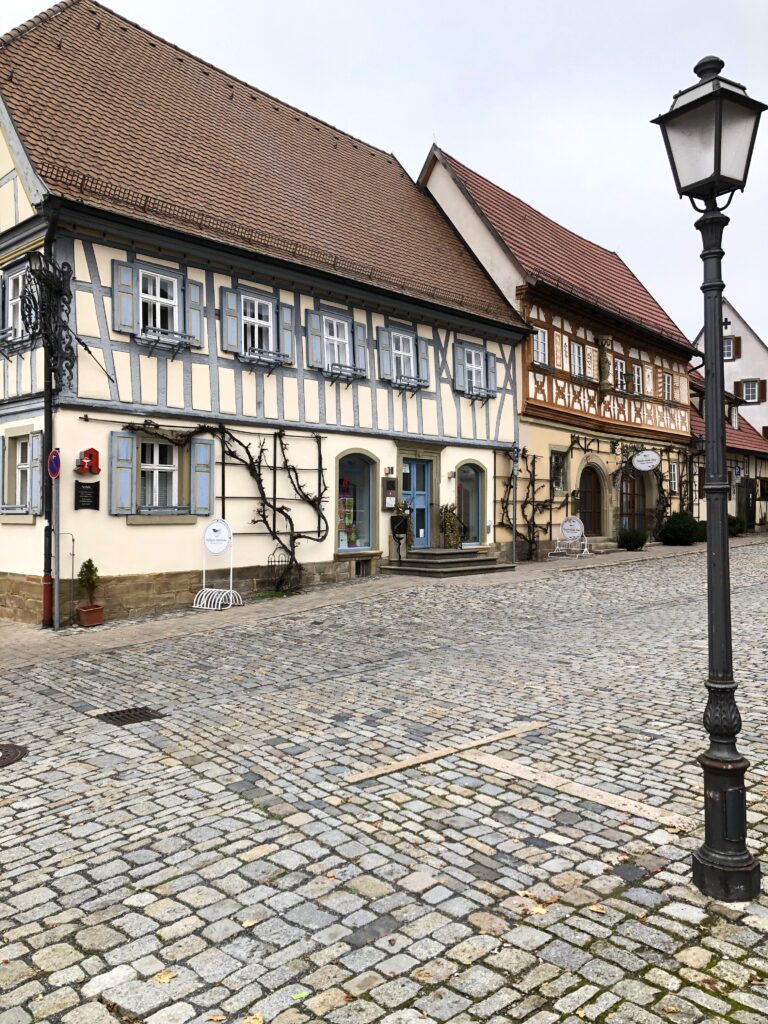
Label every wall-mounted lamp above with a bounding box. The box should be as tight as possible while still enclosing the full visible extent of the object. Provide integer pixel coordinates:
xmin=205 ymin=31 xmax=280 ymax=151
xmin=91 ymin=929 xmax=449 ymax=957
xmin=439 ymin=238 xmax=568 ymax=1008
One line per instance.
xmin=384 ymin=466 xmax=394 ymax=476
xmin=447 ymin=470 xmax=456 ymax=480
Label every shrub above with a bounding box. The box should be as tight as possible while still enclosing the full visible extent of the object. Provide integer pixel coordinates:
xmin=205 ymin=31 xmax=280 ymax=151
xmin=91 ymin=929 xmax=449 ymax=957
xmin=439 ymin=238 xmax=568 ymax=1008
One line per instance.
xmin=77 ymin=558 xmax=100 ymax=607
xmin=659 ymin=511 xmax=698 ymax=546
xmin=440 ymin=503 xmax=462 ymax=549
xmin=694 ymin=520 xmax=708 ymax=542
xmin=617 ymin=528 xmax=647 ymax=551
xmin=728 ymin=514 xmax=745 ymax=537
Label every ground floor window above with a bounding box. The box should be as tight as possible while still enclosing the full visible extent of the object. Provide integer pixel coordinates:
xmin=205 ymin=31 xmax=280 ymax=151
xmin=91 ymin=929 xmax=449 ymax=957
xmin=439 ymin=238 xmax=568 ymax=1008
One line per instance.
xmin=619 ymin=472 xmax=647 ymax=532
xmin=338 ymin=455 xmax=373 ymax=550
xmin=140 ymin=441 xmax=178 ymax=510
xmin=14 ymin=436 xmax=30 ymax=508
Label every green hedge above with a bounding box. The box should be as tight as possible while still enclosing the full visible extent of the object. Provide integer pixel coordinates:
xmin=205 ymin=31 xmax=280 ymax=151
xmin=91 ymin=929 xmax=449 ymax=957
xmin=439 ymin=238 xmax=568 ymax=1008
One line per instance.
xmin=659 ymin=511 xmax=698 ymax=546
xmin=617 ymin=528 xmax=647 ymax=551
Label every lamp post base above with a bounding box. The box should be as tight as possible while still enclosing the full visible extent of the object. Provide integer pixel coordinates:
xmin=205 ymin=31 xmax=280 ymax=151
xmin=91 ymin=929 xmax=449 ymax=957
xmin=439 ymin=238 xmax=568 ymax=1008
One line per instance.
xmin=692 ymin=846 xmax=760 ymax=902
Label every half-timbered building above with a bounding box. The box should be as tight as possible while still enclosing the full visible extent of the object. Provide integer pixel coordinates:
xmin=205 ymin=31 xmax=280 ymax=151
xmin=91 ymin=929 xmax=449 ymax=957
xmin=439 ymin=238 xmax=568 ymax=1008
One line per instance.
xmin=419 ymin=148 xmax=695 ymax=555
xmin=0 ymin=1 xmax=527 ymax=623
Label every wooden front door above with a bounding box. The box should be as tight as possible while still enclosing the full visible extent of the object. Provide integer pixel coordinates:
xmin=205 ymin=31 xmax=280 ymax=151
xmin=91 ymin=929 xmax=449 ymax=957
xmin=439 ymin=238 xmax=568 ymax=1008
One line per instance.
xmin=619 ymin=472 xmax=647 ymax=532
xmin=402 ymin=458 xmax=431 ymax=548
xmin=578 ymin=467 xmax=602 ymax=536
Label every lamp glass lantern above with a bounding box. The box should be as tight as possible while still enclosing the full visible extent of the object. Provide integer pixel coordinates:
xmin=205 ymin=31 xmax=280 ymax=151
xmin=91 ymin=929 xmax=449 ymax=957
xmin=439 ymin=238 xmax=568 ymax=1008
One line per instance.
xmin=653 ymin=56 xmax=766 ymax=200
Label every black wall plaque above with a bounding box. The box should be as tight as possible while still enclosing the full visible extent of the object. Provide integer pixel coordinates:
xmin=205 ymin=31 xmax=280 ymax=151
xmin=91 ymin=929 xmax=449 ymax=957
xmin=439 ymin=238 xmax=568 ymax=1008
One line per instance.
xmin=75 ymin=481 xmax=100 ymax=510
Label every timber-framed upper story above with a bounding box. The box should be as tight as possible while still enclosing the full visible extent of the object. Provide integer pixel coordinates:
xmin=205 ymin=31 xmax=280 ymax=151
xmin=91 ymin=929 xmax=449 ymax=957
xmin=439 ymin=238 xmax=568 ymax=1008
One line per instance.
xmin=0 ymin=0 xmax=529 ymax=448
xmin=419 ymin=147 xmax=696 ymax=443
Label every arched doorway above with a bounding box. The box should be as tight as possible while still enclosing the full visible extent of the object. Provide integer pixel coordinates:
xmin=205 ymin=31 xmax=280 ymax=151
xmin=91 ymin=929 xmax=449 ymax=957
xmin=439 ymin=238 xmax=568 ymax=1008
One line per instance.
xmin=338 ymin=454 xmax=374 ymax=550
xmin=578 ymin=466 xmax=602 ymax=536
xmin=619 ymin=472 xmax=647 ymax=532
xmin=457 ymin=463 xmax=483 ymax=545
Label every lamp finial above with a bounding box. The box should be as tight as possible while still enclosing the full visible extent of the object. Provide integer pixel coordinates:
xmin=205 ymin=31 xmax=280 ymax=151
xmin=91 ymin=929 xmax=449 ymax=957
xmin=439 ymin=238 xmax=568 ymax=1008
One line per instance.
xmin=694 ymin=56 xmax=725 ymax=81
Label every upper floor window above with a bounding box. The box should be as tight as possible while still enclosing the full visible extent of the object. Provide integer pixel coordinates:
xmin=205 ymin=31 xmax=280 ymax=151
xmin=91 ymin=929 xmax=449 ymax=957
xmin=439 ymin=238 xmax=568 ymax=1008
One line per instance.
xmin=391 ymin=331 xmax=416 ymax=380
xmin=614 ymin=358 xmax=627 ymax=391
xmin=633 ymin=364 xmax=643 ymax=394
xmin=242 ymin=295 xmax=274 ymax=354
xmin=663 ymin=372 xmax=673 ymax=402
xmin=465 ymin=347 xmax=486 ymax=392
xmin=324 ymin=316 xmax=352 ymax=370
xmin=743 ymin=379 xmax=759 ymax=403
xmin=669 ymin=461 xmax=679 ymax=494
xmin=723 ymin=336 xmax=734 ymax=360
xmin=7 ymin=271 xmax=25 ymax=340
xmin=533 ymin=328 xmax=548 ymax=365
xmin=140 ymin=270 xmax=178 ymax=335
xmin=140 ymin=441 xmax=178 ymax=511
xmin=571 ymin=342 xmax=585 ymax=377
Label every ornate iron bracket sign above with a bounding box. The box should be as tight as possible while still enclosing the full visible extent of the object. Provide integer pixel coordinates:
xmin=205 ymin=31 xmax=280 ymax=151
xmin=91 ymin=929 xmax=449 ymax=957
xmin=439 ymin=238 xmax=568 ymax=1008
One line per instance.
xmin=21 ymin=252 xmax=77 ymax=387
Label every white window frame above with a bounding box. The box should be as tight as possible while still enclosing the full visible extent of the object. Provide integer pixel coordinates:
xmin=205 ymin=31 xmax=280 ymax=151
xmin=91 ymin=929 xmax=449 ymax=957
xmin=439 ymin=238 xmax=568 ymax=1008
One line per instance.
xmin=391 ymin=331 xmax=416 ymax=381
xmin=323 ymin=315 xmax=351 ymax=370
xmin=743 ymin=379 xmax=759 ymax=403
xmin=140 ymin=441 xmax=179 ymax=510
xmin=465 ymin=347 xmax=485 ymax=393
xmin=139 ymin=269 xmax=178 ymax=336
xmin=633 ymin=364 xmax=643 ymax=394
xmin=15 ymin=436 xmax=30 ymax=509
xmin=663 ymin=372 xmax=673 ymax=402
xmin=669 ymin=461 xmax=679 ymax=494
xmin=241 ymin=294 xmax=275 ymax=355
xmin=533 ymin=328 xmax=549 ymax=365
xmin=614 ymin=358 xmax=627 ymax=391
xmin=723 ymin=336 xmax=734 ymax=360
xmin=571 ymin=342 xmax=585 ymax=377
xmin=7 ymin=270 xmax=25 ymax=340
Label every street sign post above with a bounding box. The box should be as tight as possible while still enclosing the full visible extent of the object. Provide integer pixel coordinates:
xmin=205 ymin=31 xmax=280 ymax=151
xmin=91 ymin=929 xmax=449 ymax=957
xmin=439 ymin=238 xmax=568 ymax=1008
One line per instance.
xmin=48 ymin=449 xmax=61 ymax=631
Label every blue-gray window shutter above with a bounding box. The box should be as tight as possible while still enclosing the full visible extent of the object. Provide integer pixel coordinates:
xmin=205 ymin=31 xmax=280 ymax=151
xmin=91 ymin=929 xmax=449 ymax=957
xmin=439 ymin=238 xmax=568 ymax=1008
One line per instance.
xmin=418 ymin=337 xmax=430 ymax=385
xmin=306 ymin=311 xmax=324 ymax=367
xmin=220 ymin=288 xmax=240 ymax=353
xmin=29 ymin=431 xmax=43 ymax=515
xmin=354 ymin=321 xmax=367 ymax=373
xmin=377 ymin=328 xmax=391 ymax=380
xmin=454 ymin=342 xmax=466 ymax=393
xmin=112 ymin=261 xmax=138 ymax=334
xmin=0 ymin=434 xmax=5 ymax=506
xmin=278 ymin=302 xmax=295 ymax=362
xmin=486 ymin=352 xmax=498 ymax=392
xmin=185 ymin=280 xmax=205 ymax=346
xmin=109 ymin=431 xmax=137 ymax=515
xmin=190 ymin=438 xmax=214 ymax=515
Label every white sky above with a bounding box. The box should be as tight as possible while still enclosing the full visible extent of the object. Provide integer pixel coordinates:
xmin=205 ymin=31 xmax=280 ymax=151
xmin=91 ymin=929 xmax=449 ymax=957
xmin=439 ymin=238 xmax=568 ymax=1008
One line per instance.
xmin=2 ymin=0 xmax=767 ymax=342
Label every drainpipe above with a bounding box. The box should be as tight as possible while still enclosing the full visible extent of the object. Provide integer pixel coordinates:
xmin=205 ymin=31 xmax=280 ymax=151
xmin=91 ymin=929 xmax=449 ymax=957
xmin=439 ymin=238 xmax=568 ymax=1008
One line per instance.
xmin=40 ymin=198 xmax=61 ymax=628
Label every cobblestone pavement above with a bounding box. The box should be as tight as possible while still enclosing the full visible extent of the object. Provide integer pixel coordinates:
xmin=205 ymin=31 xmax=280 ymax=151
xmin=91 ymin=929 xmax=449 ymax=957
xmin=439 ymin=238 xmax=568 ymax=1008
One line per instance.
xmin=3 ymin=543 xmax=768 ymax=1023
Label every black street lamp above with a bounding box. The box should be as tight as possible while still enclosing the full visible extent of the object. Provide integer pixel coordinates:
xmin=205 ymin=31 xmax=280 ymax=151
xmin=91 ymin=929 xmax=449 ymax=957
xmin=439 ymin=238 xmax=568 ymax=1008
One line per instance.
xmin=653 ymin=57 xmax=766 ymax=901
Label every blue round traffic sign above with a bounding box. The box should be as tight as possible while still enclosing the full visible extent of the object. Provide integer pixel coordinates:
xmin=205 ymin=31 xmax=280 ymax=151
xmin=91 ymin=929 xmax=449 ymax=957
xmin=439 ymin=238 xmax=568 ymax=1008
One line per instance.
xmin=47 ymin=449 xmax=61 ymax=480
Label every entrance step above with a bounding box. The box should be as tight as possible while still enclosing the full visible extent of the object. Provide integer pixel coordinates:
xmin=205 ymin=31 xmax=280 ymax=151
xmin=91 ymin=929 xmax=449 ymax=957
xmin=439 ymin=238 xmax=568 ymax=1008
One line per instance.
xmin=380 ymin=546 xmax=514 ymax=578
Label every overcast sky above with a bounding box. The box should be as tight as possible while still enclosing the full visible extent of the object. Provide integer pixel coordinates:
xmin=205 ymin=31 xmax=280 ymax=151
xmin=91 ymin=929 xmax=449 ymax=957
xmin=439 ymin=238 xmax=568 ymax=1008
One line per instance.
xmin=3 ymin=0 xmax=766 ymax=342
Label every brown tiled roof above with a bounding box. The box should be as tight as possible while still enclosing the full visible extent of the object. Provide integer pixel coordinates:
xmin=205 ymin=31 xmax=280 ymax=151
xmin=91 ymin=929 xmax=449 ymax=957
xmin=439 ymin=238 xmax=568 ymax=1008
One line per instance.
xmin=0 ymin=1 xmax=524 ymax=329
xmin=690 ymin=405 xmax=768 ymax=455
xmin=431 ymin=149 xmax=690 ymax=347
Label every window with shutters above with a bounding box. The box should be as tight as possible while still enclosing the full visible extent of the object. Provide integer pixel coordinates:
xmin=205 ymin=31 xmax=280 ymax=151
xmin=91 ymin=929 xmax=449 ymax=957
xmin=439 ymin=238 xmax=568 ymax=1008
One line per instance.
xmin=614 ymin=358 xmax=627 ymax=391
xmin=743 ymin=380 xmax=759 ymax=403
xmin=391 ymin=331 xmax=416 ymax=381
xmin=140 ymin=441 xmax=179 ymax=511
xmin=1 ymin=435 xmax=31 ymax=512
xmin=723 ymin=336 xmax=734 ymax=360
xmin=633 ymin=364 xmax=643 ymax=394
xmin=242 ymin=295 xmax=274 ymax=354
xmin=324 ymin=316 xmax=352 ymax=370
xmin=669 ymin=461 xmax=679 ymax=494
xmin=465 ymin=347 xmax=485 ymax=392
xmin=663 ymin=372 xmax=673 ymax=402
xmin=533 ymin=328 xmax=549 ymax=365
xmin=140 ymin=270 xmax=178 ymax=335
xmin=571 ymin=342 xmax=585 ymax=378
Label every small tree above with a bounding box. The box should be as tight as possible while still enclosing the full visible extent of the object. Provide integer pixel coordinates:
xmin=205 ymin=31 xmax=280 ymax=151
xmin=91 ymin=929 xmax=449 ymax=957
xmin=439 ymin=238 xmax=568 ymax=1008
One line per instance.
xmin=440 ymin=503 xmax=462 ymax=548
xmin=77 ymin=558 xmax=100 ymax=607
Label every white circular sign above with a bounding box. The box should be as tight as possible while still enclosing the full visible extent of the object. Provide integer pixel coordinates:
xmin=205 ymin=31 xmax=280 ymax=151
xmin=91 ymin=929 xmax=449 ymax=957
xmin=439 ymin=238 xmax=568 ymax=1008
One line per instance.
xmin=632 ymin=450 xmax=661 ymax=472
xmin=561 ymin=516 xmax=584 ymax=541
xmin=203 ymin=518 xmax=232 ymax=554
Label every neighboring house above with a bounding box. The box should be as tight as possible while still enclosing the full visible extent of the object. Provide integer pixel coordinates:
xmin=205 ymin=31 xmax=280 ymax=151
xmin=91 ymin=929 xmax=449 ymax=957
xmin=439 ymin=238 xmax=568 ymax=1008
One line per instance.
xmin=694 ymin=297 xmax=768 ymax=438
xmin=419 ymin=148 xmax=694 ymax=554
xmin=0 ymin=1 xmax=528 ymax=623
xmin=689 ymin=371 xmax=768 ymax=530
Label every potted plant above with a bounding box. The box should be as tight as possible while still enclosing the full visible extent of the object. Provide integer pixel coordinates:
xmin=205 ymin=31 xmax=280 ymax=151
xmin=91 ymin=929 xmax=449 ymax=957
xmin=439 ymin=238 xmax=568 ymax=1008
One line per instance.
xmin=76 ymin=558 xmax=104 ymax=627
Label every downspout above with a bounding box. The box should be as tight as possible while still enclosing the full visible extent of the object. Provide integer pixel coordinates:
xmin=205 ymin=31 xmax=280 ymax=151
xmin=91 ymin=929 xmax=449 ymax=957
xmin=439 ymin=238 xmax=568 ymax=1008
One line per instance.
xmin=40 ymin=197 xmax=61 ymax=628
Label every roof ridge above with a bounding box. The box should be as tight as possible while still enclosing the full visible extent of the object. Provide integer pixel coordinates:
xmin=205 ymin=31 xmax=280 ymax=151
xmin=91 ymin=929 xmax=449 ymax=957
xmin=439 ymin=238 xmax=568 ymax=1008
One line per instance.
xmin=442 ymin=149 xmax=625 ymax=262
xmin=12 ymin=0 xmax=396 ymax=163
xmin=0 ymin=0 xmax=81 ymax=50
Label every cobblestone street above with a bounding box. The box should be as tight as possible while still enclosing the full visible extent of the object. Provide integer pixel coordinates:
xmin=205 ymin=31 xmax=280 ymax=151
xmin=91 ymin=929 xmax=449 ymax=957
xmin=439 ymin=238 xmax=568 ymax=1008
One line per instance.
xmin=3 ymin=543 xmax=768 ymax=1023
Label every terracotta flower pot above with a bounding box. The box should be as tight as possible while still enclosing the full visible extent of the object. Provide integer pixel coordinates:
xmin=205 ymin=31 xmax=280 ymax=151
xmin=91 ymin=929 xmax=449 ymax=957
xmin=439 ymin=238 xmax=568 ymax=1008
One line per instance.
xmin=77 ymin=604 xmax=104 ymax=627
